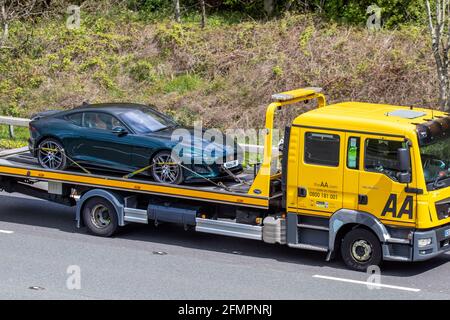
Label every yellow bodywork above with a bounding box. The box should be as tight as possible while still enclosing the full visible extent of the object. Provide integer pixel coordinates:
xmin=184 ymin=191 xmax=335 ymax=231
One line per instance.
xmin=250 ymin=87 xmax=450 ymax=230
xmin=248 ymin=87 xmax=326 ymax=197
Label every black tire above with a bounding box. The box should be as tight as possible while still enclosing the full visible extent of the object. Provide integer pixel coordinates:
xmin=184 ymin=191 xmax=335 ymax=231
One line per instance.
xmin=37 ymin=138 xmax=68 ymax=171
xmin=150 ymin=150 xmax=184 ymax=184
xmin=341 ymin=228 xmax=382 ymax=271
xmin=82 ymin=197 xmax=118 ymax=237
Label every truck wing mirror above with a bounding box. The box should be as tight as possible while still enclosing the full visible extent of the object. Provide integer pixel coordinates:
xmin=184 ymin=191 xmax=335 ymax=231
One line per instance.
xmin=397 ymin=147 xmax=412 ymax=183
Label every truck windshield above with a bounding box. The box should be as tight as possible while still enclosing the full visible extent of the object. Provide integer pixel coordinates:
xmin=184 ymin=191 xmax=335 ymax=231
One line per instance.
xmin=420 ymin=137 xmax=450 ymax=189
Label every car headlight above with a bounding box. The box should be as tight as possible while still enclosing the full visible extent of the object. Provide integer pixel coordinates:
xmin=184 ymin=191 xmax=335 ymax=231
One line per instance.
xmin=418 ymin=238 xmax=432 ymax=247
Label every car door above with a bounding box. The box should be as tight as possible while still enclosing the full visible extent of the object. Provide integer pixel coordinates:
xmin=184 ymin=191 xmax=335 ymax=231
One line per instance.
xmin=358 ymin=135 xmax=417 ymax=226
xmin=76 ymin=111 xmax=135 ymax=171
xmin=297 ymin=129 xmax=344 ymax=215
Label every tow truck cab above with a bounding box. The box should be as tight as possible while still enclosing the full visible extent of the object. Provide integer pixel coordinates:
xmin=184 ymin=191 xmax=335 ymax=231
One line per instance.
xmin=278 ymin=90 xmax=450 ymax=269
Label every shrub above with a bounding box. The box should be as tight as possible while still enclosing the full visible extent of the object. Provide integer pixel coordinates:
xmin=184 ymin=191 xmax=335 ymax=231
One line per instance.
xmin=129 ymin=61 xmax=157 ymax=83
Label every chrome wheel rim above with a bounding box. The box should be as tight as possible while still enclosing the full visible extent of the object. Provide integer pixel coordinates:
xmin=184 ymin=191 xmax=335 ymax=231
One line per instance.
xmin=152 ymin=154 xmax=180 ymax=184
xmin=38 ymin=141 xmax=64 ymax=169
xmin=90 ymin=204 xmax=111 ymax=229
xmin=351 ymin=239 xmax=372 ymax=262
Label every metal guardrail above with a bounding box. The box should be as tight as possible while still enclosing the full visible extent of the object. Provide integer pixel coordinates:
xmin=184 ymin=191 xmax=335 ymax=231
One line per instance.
xmin=0 ymin=116 xmax=30 ymax=138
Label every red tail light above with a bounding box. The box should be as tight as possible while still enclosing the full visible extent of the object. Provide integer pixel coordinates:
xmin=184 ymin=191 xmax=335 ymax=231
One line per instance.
xmin=29 ymin=123 xmax=37 ymax=132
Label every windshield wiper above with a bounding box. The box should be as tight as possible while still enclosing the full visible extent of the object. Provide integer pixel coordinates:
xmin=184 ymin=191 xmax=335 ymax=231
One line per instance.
xmin=432 ymin=172 xmax=449 ymax=189
xmin=152 ymin=126 xmax=169 ymax=132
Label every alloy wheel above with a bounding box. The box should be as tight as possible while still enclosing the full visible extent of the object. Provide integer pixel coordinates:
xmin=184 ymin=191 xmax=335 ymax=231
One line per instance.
xmin=152 ymin=153 xmax=181 ymax=184
xmin=38 ymin=140 xmax=65 ymax=170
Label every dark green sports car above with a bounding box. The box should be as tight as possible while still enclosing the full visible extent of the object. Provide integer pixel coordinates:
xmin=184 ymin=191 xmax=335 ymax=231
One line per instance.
xmin=28 ymin=103 xmax=242 ymax=184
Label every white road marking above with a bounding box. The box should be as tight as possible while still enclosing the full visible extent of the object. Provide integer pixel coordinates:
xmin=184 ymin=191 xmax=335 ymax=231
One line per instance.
xmin=313 ymin=275 xmax=420 ymax=292
xmin=0 ymin=230 xmax=14 ymax=234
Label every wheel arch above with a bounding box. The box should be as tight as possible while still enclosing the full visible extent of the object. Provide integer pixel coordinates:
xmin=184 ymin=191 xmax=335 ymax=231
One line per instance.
xmin=34 ymin=135 xmax=65 ymax=156
xmin=326 ymin=209 xmax=389 ymax=261
xmin=76 ymin=189 xmax=125 ymax=228
xmin=148 ymin=148 xmax=174 ymax=164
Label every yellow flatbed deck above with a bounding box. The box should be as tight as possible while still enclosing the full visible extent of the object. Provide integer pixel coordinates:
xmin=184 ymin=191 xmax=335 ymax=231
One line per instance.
xmin=0 ymin=148 xmax=275 ymax=209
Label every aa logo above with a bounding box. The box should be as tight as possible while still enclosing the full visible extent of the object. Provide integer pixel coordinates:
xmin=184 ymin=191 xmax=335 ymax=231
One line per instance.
xmin=381 ymin=194 xmax=413 ymax=219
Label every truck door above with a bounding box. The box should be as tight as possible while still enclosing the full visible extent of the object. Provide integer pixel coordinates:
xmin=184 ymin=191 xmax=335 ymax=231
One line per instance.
xmin=297 ymin=129 xmax=344 ymax=215
xmin=358 ymin=135 xmax=417 ymax=225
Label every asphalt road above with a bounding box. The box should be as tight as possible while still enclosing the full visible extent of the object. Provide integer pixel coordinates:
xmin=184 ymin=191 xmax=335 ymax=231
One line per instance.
xmin=0 ymin=192 xmax=449 ymax=300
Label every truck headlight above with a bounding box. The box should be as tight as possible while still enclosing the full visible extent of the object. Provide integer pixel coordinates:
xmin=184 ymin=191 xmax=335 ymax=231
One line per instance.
xmin=418 ymin=238 xmax=432 ymax=247
xmin=435 ymin=202 xmax=450 ymax=220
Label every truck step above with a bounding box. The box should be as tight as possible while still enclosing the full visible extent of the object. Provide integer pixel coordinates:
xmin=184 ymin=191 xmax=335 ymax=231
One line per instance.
xmin=195 ymin=218 xmax=262 ymax=240
xmin=383 ymin=255 xmax=410 ymax=262
xmin=288 ymin=243 xmax=328 ymax=252
xmin=297 ymin=223 xmax=329 ymax=231
xmin=124 ymin=208 xmax=148 ymax=224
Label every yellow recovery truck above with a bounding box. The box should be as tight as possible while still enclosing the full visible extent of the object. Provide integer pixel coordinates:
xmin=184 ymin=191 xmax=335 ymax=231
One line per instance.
xmin=0 ymin=87 xmax=450 ymax=270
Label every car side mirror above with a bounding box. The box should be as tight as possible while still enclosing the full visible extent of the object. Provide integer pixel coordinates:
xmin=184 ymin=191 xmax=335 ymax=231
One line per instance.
xmin=397 ymin=147 xmax=412 ymax=183
xmin=112 ymin=126 xmax=128 ymax=136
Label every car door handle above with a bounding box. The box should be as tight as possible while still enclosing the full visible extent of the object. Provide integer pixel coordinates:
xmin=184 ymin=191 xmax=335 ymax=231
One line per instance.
xmin=298 ymin=187 xmax=307 ymax=197
xmin=358 ymin=194 xmax=368 ymax=205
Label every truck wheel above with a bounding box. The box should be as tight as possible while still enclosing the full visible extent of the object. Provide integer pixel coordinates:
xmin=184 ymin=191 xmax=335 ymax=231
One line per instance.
xmin=150 ymin=151 xmax=184 ymax=184
xmin=82 ymin=197 xmax=118 ymax=237
xmin=341 ymin=228 xmax=382 ymax=271
xmin=37 ymin=138 xmax=68 ymax=171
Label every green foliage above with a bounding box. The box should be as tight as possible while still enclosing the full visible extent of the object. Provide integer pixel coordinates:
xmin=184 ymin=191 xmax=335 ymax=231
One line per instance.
xmin=0 ymin=3 xmax=437 ymax=136
xmin=127 ymin=0 xmax=426 ymax=27
xmin=129 ymin=61 xmax=157 ymax=83
xmin=299 ymin=25 xmax=314 ymax=56
xmin=0 ymin=126 xmax=28 ymax=149
xmin=93 ymin=71 xmax=119 ymax=91
xmin=315 ymin=0 xmax=426 ymax=27
xmin=163 ymin=74 xmax=204 ymax=93
xmin=272 ymin=65 xmax=283 ymax=78
xmin=169 ymin=106 xmax=199 ymax=126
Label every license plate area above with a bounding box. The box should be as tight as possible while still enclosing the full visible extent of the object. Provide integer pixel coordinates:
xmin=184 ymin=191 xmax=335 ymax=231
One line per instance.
xmin=223 ymin=160 xmax=239 ymax=169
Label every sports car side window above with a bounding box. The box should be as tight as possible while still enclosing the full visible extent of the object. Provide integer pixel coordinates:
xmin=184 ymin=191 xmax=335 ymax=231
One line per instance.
xmin=65 ymin=113 xmax=83 ymax=126
xmin=84 ymin=112 xmax=121 ymax=131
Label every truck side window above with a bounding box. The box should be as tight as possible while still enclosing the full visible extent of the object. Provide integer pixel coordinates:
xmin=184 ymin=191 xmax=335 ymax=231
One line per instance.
xmin=347 ymin=137 xmax=360 ymax=169
xmin=304 ymin=132 xmax=340 ymax=167
xmin=364 ymin=139 xmax=405 ymax=181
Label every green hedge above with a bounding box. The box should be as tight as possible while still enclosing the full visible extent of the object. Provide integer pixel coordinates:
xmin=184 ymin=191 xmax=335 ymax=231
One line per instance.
xmin=124 ymin=0 xmax=426 ymax=27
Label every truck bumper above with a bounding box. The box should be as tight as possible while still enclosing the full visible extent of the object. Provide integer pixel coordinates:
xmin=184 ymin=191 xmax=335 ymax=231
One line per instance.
xmin=412 ymin=224 xmax=450 ymax=261
xmin=382 ymin=223 xmax=450 ymax=262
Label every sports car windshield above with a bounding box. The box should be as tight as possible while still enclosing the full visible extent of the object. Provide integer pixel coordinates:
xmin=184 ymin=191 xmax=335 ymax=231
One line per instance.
xmin=420 ymin=137 xmax=450 ymax=189
xmin=121 ymin=108 xmax=177 ymax=133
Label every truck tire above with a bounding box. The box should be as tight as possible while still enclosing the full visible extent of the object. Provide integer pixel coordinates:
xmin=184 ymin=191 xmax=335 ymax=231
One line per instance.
xmin=37 ymin=138 xmax=68 ymax=171
xmin=341 ymin=228 xmax=382 ymax=271
xmin=82 ymin=197 xmax=118 ymax=237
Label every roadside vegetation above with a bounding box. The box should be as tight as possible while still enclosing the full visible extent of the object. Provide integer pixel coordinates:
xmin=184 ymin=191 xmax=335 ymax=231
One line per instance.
xmin=0 ymin=1 xmax=441 ymax=137
xmin=0 ymin=125 xmax=28 ymax=149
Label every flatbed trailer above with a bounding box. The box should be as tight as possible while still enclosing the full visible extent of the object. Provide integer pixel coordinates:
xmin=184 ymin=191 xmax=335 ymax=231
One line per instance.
xmin=0 ymin=147 xmax=283 ymax=239
xmin=2 ymin=87 xmax=450 ymax=271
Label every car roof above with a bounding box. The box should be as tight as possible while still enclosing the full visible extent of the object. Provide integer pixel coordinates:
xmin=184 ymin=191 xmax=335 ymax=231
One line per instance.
xmin=67 ymin=103 xmax=154 ymax=115
xmin=72 ymin=102 xmax=151 ymax=111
